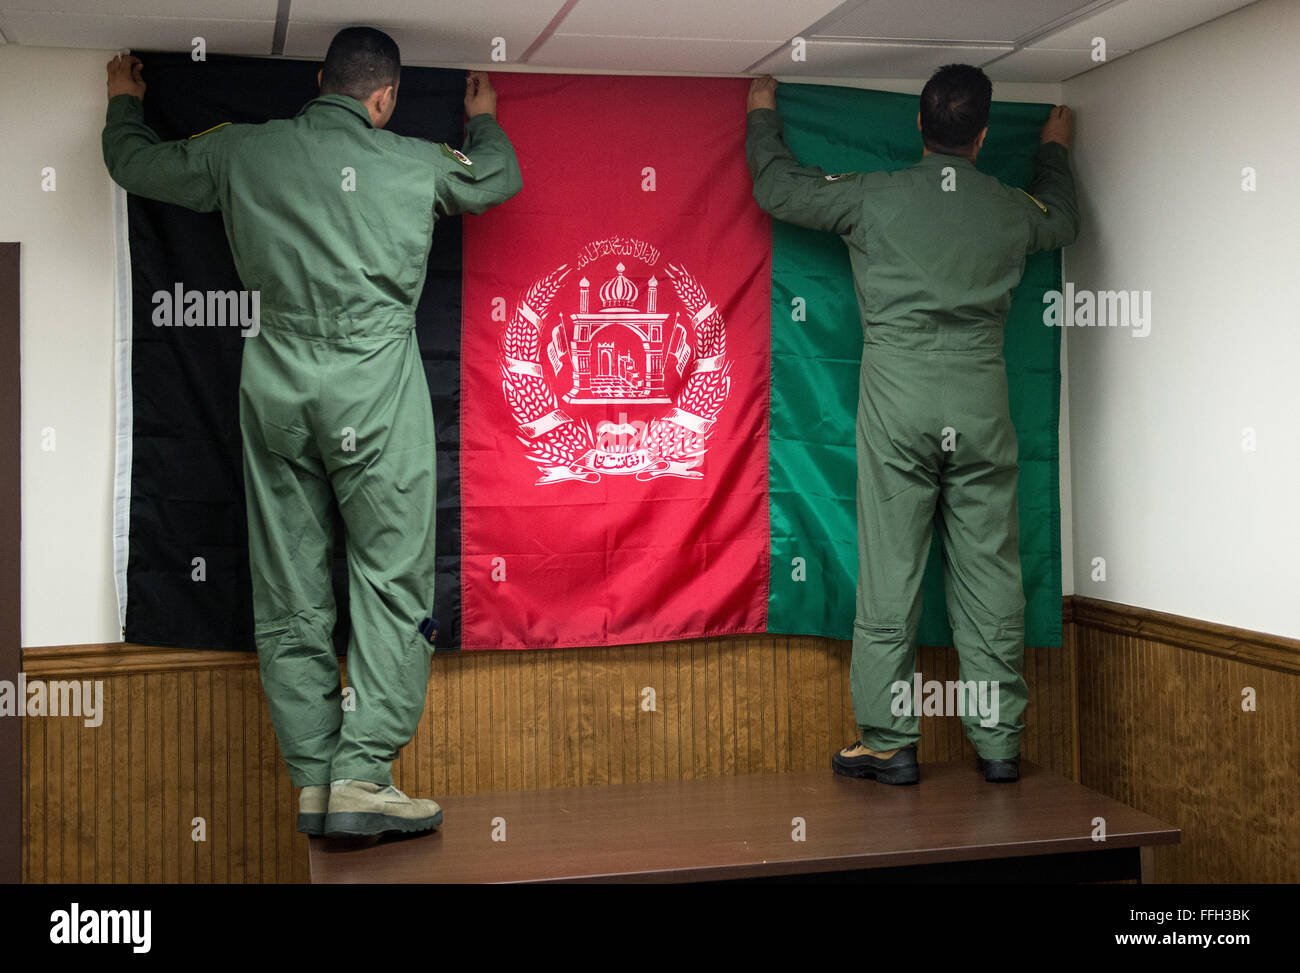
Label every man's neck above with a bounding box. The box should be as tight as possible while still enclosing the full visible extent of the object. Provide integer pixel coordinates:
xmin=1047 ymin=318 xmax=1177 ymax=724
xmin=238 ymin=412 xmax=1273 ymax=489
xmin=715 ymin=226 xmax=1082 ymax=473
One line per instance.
xmin=318 ymin=89 xmax=379 ymax=128
xmin=922 ymin=147 xmax=977 ymax=163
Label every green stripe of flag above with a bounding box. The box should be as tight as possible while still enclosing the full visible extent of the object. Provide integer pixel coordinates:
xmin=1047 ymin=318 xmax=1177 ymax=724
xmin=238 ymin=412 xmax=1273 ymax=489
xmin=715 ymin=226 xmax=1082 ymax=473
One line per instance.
xmin=766 ymin=82 xmax=1063 ymax=648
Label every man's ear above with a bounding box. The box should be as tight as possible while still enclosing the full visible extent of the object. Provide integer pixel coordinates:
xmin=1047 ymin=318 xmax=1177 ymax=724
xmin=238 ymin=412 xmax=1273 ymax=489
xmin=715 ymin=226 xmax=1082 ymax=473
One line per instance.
xmin=365 ymin=84 xmax=397 ymax=127
xmin=916 ymin=111 xmax=921 ymax=132
xmin=316 ymin=68 xmax=322 ymax=90
xmin=975 ymin=126 xmax=988 ymax=150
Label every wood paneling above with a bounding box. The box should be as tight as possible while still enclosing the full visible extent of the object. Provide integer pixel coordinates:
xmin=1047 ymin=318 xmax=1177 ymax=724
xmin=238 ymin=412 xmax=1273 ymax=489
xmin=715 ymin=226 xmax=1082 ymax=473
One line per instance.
xmin=1071 ymin=596 xmax=1300 ymax=675
xmin=28 ymin=600 xmax=1295 ymax=885
xmin=1072 ymin=597 xmax=1299 ymax=883
xmin=21 ymin=635 xmax=1074 ymax=883
xmin=19 ymin=667 xmax=306 ymax=884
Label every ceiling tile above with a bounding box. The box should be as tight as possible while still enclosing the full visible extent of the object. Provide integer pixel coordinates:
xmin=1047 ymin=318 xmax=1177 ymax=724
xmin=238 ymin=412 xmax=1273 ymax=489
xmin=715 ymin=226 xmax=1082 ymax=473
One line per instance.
xmin=0 ymin=0 xmax=1258 ymax=79
xmin=751 ymin=39 xmax=1013 ymax=77
xmin=529 ymin=33 xmax=779 ymax=73
xmin=285 ymin=21 xmax=507 ymax=63
xmin=285 ymin=0 xmax=564 ymax=62
xmin=292 ymin=0 xmax=559 ymax=21
xmin=3 ymin=1 xmax=274 ymax=16
xmin=814 ymin=0 xmax=1099 ymax=43
xmin=555 ymin=0 xmax=845 ymax=43
xmin=287 ymin=0 xmax=561 ymax=58
xmin=0 ymin=11 xmax=273 ymax=54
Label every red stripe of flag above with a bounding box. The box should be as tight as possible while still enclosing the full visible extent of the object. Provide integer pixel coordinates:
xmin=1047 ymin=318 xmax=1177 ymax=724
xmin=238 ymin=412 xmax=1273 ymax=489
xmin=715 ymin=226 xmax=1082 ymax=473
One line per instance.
xmin=460 ymin=73 xmax=770 ymax=649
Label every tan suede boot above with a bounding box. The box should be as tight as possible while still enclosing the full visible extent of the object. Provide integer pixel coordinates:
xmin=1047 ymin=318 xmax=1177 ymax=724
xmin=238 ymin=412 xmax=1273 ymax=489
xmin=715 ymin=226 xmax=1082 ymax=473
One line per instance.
xmin=831 ymin=741 xmax=919 ymax=784
xmin=324 ymin=779 xmax=443 ymax=836
xmin=297 ymin=785 xmax=328 ymax=836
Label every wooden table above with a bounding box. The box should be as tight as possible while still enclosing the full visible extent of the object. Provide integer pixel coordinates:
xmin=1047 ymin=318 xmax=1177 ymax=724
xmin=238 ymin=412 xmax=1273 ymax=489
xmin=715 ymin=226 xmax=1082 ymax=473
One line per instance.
xmin=308 ymin=760 xmax=1180 ymax=883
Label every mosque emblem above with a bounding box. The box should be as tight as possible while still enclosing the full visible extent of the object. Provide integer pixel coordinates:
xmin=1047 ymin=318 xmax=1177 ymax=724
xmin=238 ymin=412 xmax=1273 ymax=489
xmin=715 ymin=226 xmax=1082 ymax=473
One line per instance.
xmin=499 ymin=236 xmax=732 ymax=484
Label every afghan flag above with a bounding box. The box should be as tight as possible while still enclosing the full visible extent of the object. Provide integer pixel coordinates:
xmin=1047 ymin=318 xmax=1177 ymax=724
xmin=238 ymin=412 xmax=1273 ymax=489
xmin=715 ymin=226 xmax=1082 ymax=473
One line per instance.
xmin=115 ymin=58 xmax=1061 ymax=655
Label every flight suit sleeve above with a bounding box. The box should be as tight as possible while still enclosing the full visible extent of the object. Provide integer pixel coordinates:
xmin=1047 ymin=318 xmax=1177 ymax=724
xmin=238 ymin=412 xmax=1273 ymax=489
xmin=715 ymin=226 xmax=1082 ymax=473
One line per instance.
xmin=432 ymin=112 xmax=523 ymax=217
xmin=101 ymin=94 xmax=223 ymax=212
xmin=745 ymin=107 xmax=862 ymax=236
xmin=1022 ymin=141 xmax=1080 ymax=253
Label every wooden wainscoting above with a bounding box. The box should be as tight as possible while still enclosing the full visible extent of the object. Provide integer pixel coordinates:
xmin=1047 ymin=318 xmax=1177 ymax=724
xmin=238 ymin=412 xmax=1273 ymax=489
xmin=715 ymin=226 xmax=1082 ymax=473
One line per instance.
xmin=24 ymin=601 xmax=1297 ymax=884
xmin=21 ymin=636 xmax=1075 ymax=883
xmin=1070 ymin=596 xmax=1300 ymax=883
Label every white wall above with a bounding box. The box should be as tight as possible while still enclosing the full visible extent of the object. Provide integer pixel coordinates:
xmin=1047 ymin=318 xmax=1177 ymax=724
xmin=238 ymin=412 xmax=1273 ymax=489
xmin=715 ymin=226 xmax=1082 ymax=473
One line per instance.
xmin=1062 ymin=0 xmax=1300 ymax=638
xmin=1 ymin=46 xmax=122 ymax=649
xmin=0 ymin=41 xmax=1062 ymax=649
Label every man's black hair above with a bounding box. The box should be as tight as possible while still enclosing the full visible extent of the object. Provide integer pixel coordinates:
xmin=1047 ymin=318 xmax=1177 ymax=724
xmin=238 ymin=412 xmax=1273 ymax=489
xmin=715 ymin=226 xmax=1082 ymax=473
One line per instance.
xmin=320 ymin=26 xmax=401 ymax=101
xmin=919 ymin=64 xmax=992 ymax=155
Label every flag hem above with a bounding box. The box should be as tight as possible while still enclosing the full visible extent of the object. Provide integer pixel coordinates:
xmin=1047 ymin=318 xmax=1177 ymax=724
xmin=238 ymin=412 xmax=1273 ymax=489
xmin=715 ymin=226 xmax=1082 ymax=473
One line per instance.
xmin=110 ymin=183 xmax=134 ymax=638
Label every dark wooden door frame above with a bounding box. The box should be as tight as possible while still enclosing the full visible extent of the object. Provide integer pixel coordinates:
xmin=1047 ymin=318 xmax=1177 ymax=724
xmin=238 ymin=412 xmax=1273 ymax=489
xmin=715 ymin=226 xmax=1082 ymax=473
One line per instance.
xmin=0 ymin=242 xmax=20 ymax=883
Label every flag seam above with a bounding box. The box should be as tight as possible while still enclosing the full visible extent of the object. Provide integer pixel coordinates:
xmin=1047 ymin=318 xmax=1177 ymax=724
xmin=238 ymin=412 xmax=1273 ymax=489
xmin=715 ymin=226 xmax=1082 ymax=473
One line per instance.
xmin=110 ymin=183 xmax=134 ymax=637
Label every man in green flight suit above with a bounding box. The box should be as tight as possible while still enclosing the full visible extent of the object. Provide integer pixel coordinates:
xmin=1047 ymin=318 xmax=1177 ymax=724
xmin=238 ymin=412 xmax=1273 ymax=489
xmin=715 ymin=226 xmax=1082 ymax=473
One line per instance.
xmin=103 ymin=28 xmax=522 ymax=834
xmin=746 ymin=65 xmax=1078 ymax=784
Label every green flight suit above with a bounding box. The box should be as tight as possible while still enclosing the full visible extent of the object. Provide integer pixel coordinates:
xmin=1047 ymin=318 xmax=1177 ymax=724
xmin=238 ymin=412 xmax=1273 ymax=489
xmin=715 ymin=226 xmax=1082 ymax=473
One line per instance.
xmin=103 ymin=92 xmax=522 ymax=786
xmin=746 ymin=107 xmax=1078 ymax=759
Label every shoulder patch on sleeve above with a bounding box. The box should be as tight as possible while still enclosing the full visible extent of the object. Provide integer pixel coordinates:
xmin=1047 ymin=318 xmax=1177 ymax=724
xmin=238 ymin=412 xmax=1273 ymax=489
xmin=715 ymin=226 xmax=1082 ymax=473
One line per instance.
xmin=1019 ymin=188 xmax=1048 ymax=213
xmin=188 ymin=121 xmax=231 ymax=140
xmin=824 ymin=172 xmax=857 ymax=182
xmin=439 ymin=143 xmax=474 ymax=168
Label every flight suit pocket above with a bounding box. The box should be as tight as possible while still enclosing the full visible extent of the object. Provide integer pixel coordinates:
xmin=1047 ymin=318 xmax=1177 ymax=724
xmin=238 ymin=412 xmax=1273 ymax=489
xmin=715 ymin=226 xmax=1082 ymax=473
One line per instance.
xmin=259 ymin=418 xmax=307 ymax=461
xmin=854 ymin=617 xmax=904 ymax=638
xmin=253 ymin=614 xmax=302 ymax=658
xmin=993 ymin=608 xmax=1025 ymax=644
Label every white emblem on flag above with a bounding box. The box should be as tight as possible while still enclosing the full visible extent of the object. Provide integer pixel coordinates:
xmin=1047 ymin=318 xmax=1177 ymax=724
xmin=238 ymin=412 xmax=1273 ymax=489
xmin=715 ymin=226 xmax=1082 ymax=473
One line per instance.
xmin=498 ymin=236 xmax=733 ymax=484
xmin=668 ymin=319 xmax=690 ymax=377
xmin=546 ymin=320 xmax=569 ymax=374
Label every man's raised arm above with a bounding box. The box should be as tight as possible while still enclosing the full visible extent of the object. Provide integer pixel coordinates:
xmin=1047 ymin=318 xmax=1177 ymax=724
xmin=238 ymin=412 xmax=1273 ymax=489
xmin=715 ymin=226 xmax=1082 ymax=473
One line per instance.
xmin=745 ymin=76 xmax=862 ymax=237
xmin=101 ymin=54 xmax=223 ymax=212
xmin=433 ymin=71 xmax=522 ymax=218
xmin=1023 ymin=105 xmax=1080 ymax=254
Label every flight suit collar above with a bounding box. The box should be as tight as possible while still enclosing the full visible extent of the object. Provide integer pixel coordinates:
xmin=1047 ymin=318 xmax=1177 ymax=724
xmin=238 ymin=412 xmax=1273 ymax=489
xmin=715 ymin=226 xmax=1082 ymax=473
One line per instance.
xmin=914 ymin=151 xmax=976 ymax=169
xmin=297 ymin=93 xmax=374 ymax=129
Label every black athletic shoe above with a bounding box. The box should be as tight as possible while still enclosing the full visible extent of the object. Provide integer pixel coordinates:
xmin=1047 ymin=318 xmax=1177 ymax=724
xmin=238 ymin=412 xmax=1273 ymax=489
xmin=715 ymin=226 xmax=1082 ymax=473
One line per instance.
xmin=975 ymin=754 xmax=1020 ymax=782
xmin=832 ymin=742 xmax=919 ymax=785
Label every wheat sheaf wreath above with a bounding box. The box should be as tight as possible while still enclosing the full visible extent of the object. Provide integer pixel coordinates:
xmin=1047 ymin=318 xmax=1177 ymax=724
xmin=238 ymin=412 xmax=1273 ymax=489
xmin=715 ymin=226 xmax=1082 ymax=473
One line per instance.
xmin=499 ymin=251 xmax=731 ymax=483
